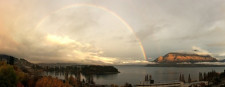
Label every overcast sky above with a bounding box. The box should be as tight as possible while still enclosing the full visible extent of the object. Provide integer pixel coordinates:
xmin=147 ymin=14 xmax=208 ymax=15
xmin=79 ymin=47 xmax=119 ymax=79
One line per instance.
xmin=0 ymin=0 xmax=225 ymax=64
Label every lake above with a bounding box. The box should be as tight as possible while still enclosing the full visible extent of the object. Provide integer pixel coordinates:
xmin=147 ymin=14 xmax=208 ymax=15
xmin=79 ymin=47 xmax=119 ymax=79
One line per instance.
xmin=44 ymin=66 xmax=225 ymax=85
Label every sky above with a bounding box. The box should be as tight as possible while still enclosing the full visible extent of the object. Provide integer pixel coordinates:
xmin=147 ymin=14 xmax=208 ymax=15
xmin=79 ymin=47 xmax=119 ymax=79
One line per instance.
xmin=0 ymin=0 xmax=225 ymax=64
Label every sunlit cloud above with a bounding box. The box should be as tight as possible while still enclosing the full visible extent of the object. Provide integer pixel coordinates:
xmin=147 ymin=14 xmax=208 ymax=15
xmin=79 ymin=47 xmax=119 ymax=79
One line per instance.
xmin=46 ymin=35 xmax=76 ymax=45
xmin=44 ymin=34 xmax=119 ymax=64
xmin=192 ymin=46 xmax=212 ymax=56
xmin=119 ymin=60 xmax=151 ymax=65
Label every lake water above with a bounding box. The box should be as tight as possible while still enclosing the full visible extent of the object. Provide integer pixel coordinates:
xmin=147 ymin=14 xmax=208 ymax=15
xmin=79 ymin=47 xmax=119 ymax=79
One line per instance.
xmin=45 ymin=66 xmax=225 ymax=85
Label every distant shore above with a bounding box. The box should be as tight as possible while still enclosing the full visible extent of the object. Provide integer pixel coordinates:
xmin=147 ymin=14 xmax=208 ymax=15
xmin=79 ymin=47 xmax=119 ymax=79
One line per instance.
xmin=146 ymin=64 xmax=225 ymax=67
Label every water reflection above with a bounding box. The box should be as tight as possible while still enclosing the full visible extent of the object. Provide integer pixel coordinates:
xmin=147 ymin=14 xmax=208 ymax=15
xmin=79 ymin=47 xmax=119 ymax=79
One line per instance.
xmin=43 ymin=66 xmax=225 ymax=85
xmin=94 ymin=73 xmax=118 ymax=80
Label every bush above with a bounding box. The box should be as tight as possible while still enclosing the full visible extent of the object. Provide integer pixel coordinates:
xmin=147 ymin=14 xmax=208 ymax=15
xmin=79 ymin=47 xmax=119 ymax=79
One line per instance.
xmin=35 ymin=76 xmax=72 ymax=87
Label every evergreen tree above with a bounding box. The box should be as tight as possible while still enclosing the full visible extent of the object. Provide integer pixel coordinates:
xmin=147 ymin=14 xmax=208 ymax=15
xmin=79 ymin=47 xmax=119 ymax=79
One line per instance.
xmin=188 ymin=74 xmax=191 ymax=83
xmin=199 ymin=72 xmax=203 ymax=81
xmin=179 ymin=74 xmax=182 ymax=81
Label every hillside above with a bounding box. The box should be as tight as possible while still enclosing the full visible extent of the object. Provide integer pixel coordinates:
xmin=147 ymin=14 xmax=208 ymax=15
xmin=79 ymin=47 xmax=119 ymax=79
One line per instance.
xmin=0 ymin=54 xmax=41 ymax=73
xmin=0 ymin=54 xmax=119 ymax=74
xmin=154 ymin=53 xmax=217 ymax=63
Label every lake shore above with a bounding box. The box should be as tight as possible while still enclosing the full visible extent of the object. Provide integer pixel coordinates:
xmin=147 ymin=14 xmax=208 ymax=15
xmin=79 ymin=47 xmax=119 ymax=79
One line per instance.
xmin=146 ymin=64 xmax=225 ymax=67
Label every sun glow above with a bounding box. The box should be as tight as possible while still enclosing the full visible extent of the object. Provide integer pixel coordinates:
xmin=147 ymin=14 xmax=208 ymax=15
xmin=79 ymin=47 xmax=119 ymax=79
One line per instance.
xmin=46 ymin=35 xmax=75 ymax=44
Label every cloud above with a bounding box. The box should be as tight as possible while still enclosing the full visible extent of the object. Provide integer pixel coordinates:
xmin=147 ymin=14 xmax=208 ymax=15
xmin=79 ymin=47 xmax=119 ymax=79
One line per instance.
xmin=0 ymin=28 xmax=19 ymax=54
xmin=0 ymin=29 xmax=119 ymax=64
xmin=195 ymin=62 xmax=225 ymax=65
xmin=28 ymin=34 xmax=120 ymax=64
xmin=173 ymin=46 xmax=213 ymax=56
xmin=46 ymin=35 xmax=82 ymax=45
xmin=0 ymin=0 xmax=146 ymax=64
xmin=192 ymin=46 xmax=212 ymax=55
xmin=136 ymin=24 xmax=164 ymax=40
xmin=1 ymin=0 xmax=225 ymax=63
xmin=117 ymin=60 xmax=151 ymax=65
xmin=207 ymin=42 xmax=225 ymax=47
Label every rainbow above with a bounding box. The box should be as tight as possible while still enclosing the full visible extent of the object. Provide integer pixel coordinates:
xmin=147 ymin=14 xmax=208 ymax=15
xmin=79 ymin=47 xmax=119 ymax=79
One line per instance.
xmin=35 ymin=3 xmax=148 ymax=60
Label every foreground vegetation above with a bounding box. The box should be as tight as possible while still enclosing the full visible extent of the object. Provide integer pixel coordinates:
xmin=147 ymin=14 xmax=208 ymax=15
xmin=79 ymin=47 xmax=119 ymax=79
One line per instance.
xmin=0 ymin=61 xmax=71 ymax=87
xmin=0 ymin=61 xmax=133 ymax=87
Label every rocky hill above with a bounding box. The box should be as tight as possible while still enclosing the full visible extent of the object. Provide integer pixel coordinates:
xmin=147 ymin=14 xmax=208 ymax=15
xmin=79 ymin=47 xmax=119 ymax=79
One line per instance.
xmin=154 ymin=53 xmax=217 ymax=63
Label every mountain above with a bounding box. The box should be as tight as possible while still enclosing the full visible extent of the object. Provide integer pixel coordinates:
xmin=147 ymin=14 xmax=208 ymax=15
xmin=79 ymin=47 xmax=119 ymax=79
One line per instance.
xmin=154 ymin=53 xmax=217 ymax=63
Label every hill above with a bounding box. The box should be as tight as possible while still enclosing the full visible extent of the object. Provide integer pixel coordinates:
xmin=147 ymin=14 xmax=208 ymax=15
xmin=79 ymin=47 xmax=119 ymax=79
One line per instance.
xmin=0 ymin=54 xmax=119 ymax=74
xmin=0 ymin=54 xmax=41 ymax=73
xmin=154 ymin=53 xmax=217 ymax=63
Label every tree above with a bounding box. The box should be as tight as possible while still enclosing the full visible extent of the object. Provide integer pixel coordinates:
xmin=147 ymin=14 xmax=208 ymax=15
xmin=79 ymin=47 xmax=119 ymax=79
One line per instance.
xmin=110 ymin=84 xmax=118 ymax=87
xmin=179 ymin=74 xmax=182 ymax=81
xmin=121 ymin=83 xmax=132 ymax=87
xmin=0 ymin=63 xmax=19 ymax=87
xmin=199 ymin=72 xmax=203 ymax=81
xmin=68 ymin=75 xmax=79 ymax=87
xmin=181 ymin=74 xmax=185 ymax=83
xmin=35 ymin=76 xmax=72 ymax=87
xmin=188 ymin=74 xmax=191 ymax=83
xmin=0 ymin=62 xmax=27 ymax=87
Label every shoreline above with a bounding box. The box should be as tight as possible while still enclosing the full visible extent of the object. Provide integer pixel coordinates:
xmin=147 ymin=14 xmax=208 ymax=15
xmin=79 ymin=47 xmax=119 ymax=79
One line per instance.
xmin=146 ymin=64 xmax=225 ymax=67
